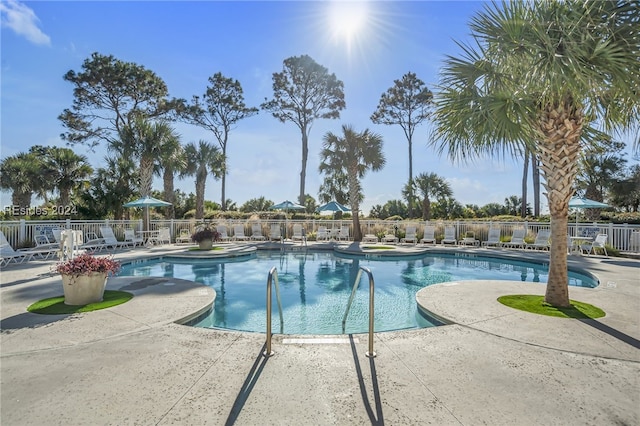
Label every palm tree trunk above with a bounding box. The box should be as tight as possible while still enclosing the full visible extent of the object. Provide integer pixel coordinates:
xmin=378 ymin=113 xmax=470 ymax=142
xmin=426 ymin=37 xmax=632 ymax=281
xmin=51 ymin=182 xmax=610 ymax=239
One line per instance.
xmin=532 ymin=152 xmax=540 ymax=217
xmin=139 ymin=156 xmax=154 ymax=197
xmin=537 ymin=100 xmax=583 ymax=308
xmin=347 ymin=167 xmax=362 ymax=241
xmin=163 ymin=168 xmax=175 ymax=219
xmin=522 ymin=150 xmax=529 ymax=217
xmin=195 ymin=169 xmax=206 ymax=219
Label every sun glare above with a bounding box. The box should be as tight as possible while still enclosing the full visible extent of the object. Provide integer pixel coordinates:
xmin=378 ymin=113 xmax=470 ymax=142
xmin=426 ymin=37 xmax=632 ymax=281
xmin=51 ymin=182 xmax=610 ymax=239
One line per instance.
xmin=328 ymin=1 xmax=369 ymax=47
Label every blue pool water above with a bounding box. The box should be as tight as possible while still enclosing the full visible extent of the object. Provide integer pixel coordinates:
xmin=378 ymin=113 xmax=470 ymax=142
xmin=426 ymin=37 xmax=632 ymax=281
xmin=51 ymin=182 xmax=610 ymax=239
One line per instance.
xmin=119 ymin=251 xmax=597 ymax=334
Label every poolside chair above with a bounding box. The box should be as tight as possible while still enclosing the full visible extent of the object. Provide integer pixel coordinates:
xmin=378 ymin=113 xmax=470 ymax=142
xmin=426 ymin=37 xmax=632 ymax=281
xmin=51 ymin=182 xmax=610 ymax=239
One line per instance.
xmin=269 ymin=224 xmax=282 ymax=241
xmin=99 ymin=226 xmax=131 ymax=249
xmin=250 ymin=223 xmax=266 ymax=241
xmin=401 ymin=226 xmax=418 ymax=245
xmin=33 ymin=234 xmax=60 ymax=250
xmin=501 ymin=228 xmax=526 ymax=249
xmin=175 ymin=228 xmax=192 ymax=245
xmin=580 ymin=233 xmax=608 ymax=256
xmin=124 ymin=229 xmax=145 ymax=247
xmin=419 ymin=226 xmax=436 ymax=245
xmin=148 ymin=227 xmax=171 ymax=246
xmin=459 ymin=231 xmax=479 ymax=247
xmin=441 ymin=226 xmax=457 ymax=245
xmin=362 ymin=233 xmax=378 ymax=243
xmin=216 ymin=225 xmax=231 ymax=243
xmin=1 ymin=231 xmax=36 ymax=267
xmin=382 ymin=229 xmax=398 ymax=244
xmin=316 ymin=226 xmax=330 ymax=242
xmin=525 ymin=229 xmax=551 ymax=250
xmin=18 ymin=234 xmax=59 ymax=260
xmin=291 ymin=224 xmax=306 ymax=243
xmin=337 ymin=226 xmax=350 ymax=241
xmin=482 ymin=227 xmax=502 ymax=248
xmin=232 ymin=224 xmax=250 ymax=242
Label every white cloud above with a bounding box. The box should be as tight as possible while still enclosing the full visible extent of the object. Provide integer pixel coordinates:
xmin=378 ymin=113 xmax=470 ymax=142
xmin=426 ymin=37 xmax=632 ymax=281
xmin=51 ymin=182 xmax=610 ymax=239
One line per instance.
xmin=0 ymin=0 xmax=50 ymax=46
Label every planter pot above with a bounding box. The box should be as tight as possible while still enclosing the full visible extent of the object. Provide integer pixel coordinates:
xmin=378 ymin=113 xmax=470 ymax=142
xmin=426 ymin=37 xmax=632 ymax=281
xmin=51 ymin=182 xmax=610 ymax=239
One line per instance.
xmin=61 ymin=272 xmax=108 ymax=305
xmin=198 ymin=239 xmax=213 ymax=250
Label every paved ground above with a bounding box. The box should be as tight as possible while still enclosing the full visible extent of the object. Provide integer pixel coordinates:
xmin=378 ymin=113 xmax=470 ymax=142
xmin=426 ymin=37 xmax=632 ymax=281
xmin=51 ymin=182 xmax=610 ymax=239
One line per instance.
xmin=1 ymin=243 xmax=639 ymax=425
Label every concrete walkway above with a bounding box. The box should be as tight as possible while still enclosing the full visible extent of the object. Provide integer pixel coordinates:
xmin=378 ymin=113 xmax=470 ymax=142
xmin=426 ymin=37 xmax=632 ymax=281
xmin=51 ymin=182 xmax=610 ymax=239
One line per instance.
xmin=1 ymin=244 xmax=639 ymax=425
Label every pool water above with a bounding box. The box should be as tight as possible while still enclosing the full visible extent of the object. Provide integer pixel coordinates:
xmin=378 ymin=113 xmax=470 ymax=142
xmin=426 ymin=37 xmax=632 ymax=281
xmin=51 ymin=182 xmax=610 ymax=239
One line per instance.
xmin=119 ymin=251 xmax=597 ymax=334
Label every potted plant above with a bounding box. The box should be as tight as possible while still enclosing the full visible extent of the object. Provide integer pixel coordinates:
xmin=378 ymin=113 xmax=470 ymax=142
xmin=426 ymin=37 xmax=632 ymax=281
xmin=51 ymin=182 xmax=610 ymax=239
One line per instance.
xmin=54 ymin=253 xmax=121 ymax=305
xmin=191 ymin=224 xmax=221 ymax=250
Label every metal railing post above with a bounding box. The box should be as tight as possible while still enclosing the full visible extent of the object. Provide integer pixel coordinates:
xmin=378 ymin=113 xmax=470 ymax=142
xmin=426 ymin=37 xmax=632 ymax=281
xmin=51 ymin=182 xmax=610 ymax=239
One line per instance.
xmin=264 ymin=266 xmax=283 ymax=357
xmin=342 ymin=266 xmax=376 ymax=358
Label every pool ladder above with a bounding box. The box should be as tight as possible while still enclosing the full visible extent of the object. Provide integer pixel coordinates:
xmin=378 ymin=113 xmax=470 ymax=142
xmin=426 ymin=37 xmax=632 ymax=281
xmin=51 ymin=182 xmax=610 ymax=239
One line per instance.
xmin=263 ymin=266 xmax=284 ymax=357
xmin=263 ymin=265 xmax=376 ymax=358
xmin=342 ymin=266 xmax=376 ymax=358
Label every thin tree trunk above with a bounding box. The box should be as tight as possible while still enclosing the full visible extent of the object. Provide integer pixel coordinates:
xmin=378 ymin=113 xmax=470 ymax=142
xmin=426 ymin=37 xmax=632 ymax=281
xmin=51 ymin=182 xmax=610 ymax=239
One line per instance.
xmin=299 ymin=127 xmax=308 ymax=206
xmin=532 ymin=152 xmax=540 ymax=217
xmin=163 ymin=168 xmax=175 ymax=219
xmin=195 ymin=170 xmax=206 ymax=219
xmin=407 ymin=136 xmax=413 ymax=218
xmin=522 ymin=150 xmax=529 ymax=217
xmin=221 ymin=142 xmax=227 ymax=211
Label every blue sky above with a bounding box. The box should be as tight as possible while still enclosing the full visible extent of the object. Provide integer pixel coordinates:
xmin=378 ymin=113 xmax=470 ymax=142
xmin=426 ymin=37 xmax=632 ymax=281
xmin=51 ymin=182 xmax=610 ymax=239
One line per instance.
xmin=2 ymin=1 xmax=634 ymax=214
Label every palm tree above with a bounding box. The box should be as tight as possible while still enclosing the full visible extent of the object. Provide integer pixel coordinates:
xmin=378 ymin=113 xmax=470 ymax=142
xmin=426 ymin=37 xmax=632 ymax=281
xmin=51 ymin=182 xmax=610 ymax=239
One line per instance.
xmin=158 ymin=133 xmax=185 ymax=219
xmin=412 ymin=172 xmax=453 ymax=221
xmin=183 ymin=140 xmax=224 ymax=219
xmin=44 ymin=147 xmax=93 ymax=206
xmin=115 ymin=117 xmax=178 ymax=197
xmin=431 ymin=0 xmax=639 ymax=307
xmin=0 ymin=153 xmax=43 ymax=208
xmin=319 ymin=125 xmax=385 ymax=241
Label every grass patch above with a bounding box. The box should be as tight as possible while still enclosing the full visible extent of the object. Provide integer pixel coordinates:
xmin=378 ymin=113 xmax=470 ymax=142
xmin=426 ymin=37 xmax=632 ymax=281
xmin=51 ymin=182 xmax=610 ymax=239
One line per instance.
xmin=362 ymin=245 xmax=396 ymax=250
xmin=497 ymin=295 xmax=605 ymax=319
xmin=27 ymin=290 xmax=134 ymax=315
xmin=187 ymin=246 xmax=225 ymax=251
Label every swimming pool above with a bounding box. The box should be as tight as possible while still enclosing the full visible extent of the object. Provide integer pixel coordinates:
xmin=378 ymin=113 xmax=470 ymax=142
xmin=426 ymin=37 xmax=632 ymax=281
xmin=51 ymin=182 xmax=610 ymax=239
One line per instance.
xmin=119 ymin=251 xmax=597 ymax=334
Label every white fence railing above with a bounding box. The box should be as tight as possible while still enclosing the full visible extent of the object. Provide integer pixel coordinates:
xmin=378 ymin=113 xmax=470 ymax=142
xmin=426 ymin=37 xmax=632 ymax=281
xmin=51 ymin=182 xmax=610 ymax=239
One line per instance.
xmin=1 ymin=218 xmax=639 ymax=253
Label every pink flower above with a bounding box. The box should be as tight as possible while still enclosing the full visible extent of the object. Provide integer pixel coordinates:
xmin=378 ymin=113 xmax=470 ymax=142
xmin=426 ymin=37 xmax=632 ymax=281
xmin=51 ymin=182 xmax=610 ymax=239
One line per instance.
xmin=54 ymin=253 xmax=121 ymax=276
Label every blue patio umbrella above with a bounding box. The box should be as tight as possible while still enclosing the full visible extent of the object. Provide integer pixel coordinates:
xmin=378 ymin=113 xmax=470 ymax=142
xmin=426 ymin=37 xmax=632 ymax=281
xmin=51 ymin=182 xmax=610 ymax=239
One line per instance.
xmin=317 ymin=200 xmax=351 ymax=214
xmin=124 ymin=196 xmax=172 ymax=231
xmin=270 ymin=200 xmax=306 ymax=211
xmin=569 ymin=196 xmax=609 ymax=234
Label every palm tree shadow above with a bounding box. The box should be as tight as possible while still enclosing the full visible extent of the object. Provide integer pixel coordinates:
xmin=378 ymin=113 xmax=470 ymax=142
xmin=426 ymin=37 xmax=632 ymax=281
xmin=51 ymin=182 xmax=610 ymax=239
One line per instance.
xmin=349 ymin=334 xmax=384 ymax=425
xmin=225 ymin=343 xmax=270 ymax=426
xmin=578 ymin=319 xmax=640 ymax=349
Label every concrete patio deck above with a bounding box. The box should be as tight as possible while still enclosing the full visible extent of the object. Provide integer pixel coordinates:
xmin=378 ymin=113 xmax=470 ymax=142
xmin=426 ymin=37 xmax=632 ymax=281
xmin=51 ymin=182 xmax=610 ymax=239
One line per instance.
xmin=1 ymin=243 xmax=638 ymax=425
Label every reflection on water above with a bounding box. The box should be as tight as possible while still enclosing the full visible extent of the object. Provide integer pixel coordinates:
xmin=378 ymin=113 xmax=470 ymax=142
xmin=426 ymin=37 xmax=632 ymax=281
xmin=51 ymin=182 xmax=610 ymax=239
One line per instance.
xmin=119 ymin=252 xmax=596 ymax=334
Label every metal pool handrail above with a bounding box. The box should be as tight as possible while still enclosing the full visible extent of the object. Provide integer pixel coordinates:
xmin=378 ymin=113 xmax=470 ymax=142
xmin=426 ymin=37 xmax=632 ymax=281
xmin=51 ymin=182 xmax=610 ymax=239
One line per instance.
xmin=263 ymin=266 xmax=284 ymax=357
xmin=342 ymin=266 xmax=376 ymax=358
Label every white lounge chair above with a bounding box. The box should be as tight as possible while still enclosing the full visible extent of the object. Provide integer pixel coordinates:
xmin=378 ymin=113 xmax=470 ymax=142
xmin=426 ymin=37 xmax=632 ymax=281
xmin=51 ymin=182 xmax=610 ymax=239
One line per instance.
xmin=291 ymin=224 xmax=305 ymax=243
xmin=149 ymin=227 xmax=171 ymax=245
xmin=401 ymin=226 xmax=418 ymax=245
xmin=337 ymin=226 xmax=350 ymax=241
xmin=581 ymin=233 xmax=608 ymax=256
xmin=99 ymin=226 xmax=131 ymax=249
xmin=482 ymin=227 xmax=502 ymax=248
xmin=175 ymin=228 xmax=192 ymax=245
xmin=382 ymin=229 xmax=398 ymax=244
xmin=232 ymin=224 xmax=249 ymax=242
xmin=269 ymin=224 xmax=282 ymax=241
xmin=362 ymin=234 xmax=378 ymax=243
xmin=459 ymin=231 xmax=479 ymax=247
xmin=525 ymin=229 xmax=551 ymax=250
xmin=124 ymin=229 xmax=145 ymax=247
xmin=419 ymin=225 xmax=436 ymax=245
xmin=441 ymin=226 xmax=457 ymax=245
xmin=216 ymin=225 xmax=231 ymax=243
xmin=250 ymin=223 xmax=266 ymax=241
xmin=501 ymin=228 xmax=526 ymax=249
xmin=1 ymin=231 xmax=37 ymax=267
xmin=316 ymin=226 xmax=330 ymax=242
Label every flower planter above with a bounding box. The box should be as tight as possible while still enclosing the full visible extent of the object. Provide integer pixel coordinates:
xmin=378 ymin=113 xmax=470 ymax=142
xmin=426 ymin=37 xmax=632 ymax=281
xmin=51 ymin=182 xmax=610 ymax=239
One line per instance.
xmin=61 ymin=272 xmax=108 ymax=305
xmin=198 ymin=239 xmax=213 ymax=250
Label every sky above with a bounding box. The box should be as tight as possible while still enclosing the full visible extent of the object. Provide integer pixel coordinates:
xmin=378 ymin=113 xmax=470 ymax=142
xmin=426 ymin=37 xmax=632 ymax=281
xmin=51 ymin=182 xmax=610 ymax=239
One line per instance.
xmin=1 ymin=0 xmax=636 ymax=215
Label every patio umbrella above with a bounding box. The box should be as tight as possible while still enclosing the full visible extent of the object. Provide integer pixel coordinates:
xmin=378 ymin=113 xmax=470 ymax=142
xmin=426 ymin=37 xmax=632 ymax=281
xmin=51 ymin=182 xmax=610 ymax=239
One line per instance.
xmin=270 ymin=200 xmax=305 ymax=240
xmin=270 ymin=200 xmax=306 ymax=212
xmin=317 ymin=200 xmax=351 ymax=219
xmin=123 ymin=196 xmax=172 ymax=231
xmin=569 ymin=196 xmax=609 ymax=234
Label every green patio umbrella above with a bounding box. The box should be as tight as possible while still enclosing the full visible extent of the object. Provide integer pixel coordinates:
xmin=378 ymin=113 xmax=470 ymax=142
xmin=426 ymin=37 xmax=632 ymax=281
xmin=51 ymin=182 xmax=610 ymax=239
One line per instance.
xmin=123 ymin=196 xmax=172 ymax=231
